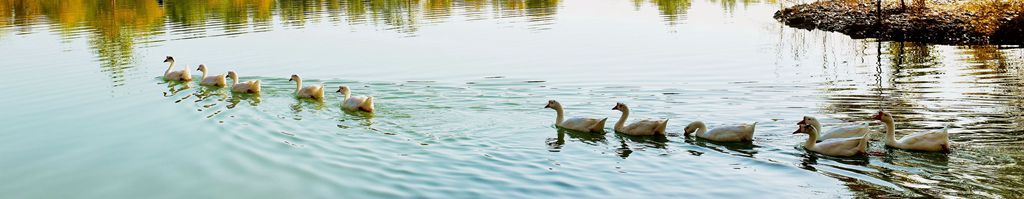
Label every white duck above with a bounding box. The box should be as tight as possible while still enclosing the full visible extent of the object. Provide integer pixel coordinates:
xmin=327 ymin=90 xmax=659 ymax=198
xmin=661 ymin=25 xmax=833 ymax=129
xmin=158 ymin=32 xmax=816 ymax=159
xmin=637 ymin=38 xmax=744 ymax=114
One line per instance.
xmin=874 ymin=111 xmax=950 ymax=152
xmin=544 ymin=100 xmax=607 ymax=133
xmin=162 ymin=56 xmax=192 ymax=82
xmin=196 ymin=64 xmax=227 ymax=87
xmin=612 ymin=103 xmax=668 ymax=136
xmin=226 ymin=71 xmax=261 ymax=94
xmin=336 ymin=86 xmax=375 ymax=113
xmin=799 ymin=116 xmax=870 ymax=141
xmin=288 ymin=74 xmax=324 ymax=101
xmin=683 ymin=121 xmax=756 ymax=142
xmin=793 ymin=124 xmax=868 ymax=157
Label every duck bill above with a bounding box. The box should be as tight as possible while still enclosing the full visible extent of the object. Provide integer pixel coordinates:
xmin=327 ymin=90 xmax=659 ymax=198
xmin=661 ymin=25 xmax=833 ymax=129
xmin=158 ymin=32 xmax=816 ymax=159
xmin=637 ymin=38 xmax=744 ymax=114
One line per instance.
xmin=544 ymin=105 xmax=551 ymax=109
xmin=873 ymin=113 xmax=883 ymax=120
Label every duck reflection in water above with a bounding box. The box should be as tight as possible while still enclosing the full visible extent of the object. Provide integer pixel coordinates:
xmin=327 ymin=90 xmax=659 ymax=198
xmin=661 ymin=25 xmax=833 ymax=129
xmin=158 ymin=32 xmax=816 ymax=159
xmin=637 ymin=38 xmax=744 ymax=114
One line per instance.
xmin=682 ymin=135 xmax=757 ymax=158
xmin=226 ymin=92 xmax=261 ymax=109
xmin=290 ymin=98 xmax=326 ymax=119
xmin=193 ymin=85 xmax=229 ymax=102
xmin=162 ymin=80 xmax=192 ymax=97
xmin=798 ymin=148 xmax=870 ymax=172
xmin=547 ymin=128 xmax=608 ymax=152
xmin=337 ymin=109 xmax=375 ymax=129
xmin=613 ymin=133 xmax=669 ymax=159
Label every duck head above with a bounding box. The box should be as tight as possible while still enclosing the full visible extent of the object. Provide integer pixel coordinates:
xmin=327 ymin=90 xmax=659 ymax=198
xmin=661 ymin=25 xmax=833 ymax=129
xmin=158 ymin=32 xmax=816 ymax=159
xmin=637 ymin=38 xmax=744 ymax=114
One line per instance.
xmin=544 ymin=100 xmax=561 ymax=109
xmin=873 ymin=111 xmax=893 ymax=122
xmin=611 ymin=102 xmax=627 ymax=111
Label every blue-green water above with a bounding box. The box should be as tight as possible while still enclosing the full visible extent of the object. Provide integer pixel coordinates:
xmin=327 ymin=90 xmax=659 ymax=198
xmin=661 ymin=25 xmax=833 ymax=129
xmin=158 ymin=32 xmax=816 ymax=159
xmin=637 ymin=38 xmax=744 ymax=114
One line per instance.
xmin=1 ymin=0 xmax=1023 ymax=198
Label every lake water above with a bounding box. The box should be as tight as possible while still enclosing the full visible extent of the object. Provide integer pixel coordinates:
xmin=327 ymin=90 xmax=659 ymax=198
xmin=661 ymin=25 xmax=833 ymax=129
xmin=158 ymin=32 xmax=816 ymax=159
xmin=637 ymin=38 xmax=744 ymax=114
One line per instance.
xmin=1 ymin=0 xmax=1023 ymax=198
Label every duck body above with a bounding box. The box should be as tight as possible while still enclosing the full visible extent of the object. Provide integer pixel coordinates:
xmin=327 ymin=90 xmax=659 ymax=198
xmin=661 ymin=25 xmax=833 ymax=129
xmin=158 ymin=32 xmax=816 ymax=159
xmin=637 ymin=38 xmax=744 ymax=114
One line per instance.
xmin=795 ymin=124 xmax=868 ymax=157
xmin=197 ymin=64 xmax=227 ymax=87
xmin=559 ymin=117 xmax=607 ymax=132
xmin=545 ymin=100 xmax=605 ymax=133
xmin=875 ymin=111 xmax=950 ymax=152
xmin=201 ymin=75 xmax=227 ymax=87
xmin=799 ymin=116 xmax=869 ymax=141
xmin=162 ymin=56 xmax=192 ymax=82
xmin=685 ymin=121 xmax=756 ymax=142
xmin=819 ymin=123 xmax=870 ymax=141
xmin=612 ymin=103 xmax=668 ymax=136
xmin=337 ymin=86 xmax=375 ymax=112
xmin=298 ymin=85 xmax=325 ymax=100
xmin=289 ymin=75 xmax=324 ymax=101
xmin=618 ymin=119 xmax=668 ymax=136
xmin=226 ymin=71 xmax=261 ymax=94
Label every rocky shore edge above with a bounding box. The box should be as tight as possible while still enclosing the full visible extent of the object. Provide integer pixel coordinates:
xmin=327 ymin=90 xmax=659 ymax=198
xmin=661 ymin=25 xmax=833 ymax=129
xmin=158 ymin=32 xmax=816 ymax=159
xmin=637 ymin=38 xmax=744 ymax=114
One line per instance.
xmin=774 ymin=1 xmax=1024 ymax=45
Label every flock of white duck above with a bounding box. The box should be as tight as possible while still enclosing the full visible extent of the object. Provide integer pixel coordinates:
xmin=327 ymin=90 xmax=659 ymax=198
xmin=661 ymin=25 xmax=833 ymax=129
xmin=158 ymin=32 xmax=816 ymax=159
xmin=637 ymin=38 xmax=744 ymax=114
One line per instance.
xmin=545 ymin=100 xmax=951 ymax=157
xmin=164 ymin=56 xmax=950 ymax=157
xmin=162 ymin=56 xmax=375 ymax=112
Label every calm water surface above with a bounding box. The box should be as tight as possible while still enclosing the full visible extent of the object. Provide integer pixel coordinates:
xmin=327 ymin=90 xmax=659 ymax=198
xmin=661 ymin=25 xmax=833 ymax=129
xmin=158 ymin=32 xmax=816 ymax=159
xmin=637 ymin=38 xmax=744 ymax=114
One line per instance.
xmin=1 ymin=0 xmax=1023 ymax=198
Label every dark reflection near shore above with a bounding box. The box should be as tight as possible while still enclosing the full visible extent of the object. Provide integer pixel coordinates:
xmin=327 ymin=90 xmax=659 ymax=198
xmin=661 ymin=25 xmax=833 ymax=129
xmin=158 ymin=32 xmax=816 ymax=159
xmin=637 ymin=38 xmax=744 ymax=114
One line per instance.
xmin=824 ymin=41 xmax=1022 ymax=197
xmin=772 ymin=21 xmax=1024 ymax=197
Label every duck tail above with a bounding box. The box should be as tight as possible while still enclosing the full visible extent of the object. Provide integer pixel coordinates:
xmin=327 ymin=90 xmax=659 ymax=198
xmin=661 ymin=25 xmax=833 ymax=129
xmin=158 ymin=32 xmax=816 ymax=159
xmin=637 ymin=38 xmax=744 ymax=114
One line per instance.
xmin=251 ymin=80 xmax=262 ymax=93
xmin=656 ymin=119 xmax=669 ymax=134
xmin=181 ymin=65 xmax=192 ymax=81
xmin=591 ymin=118 xmax=608 ymax=133
xmin=746 ymin=122 xmax=758 ymax=141
xmin=362 ymin=96 xmax=375 ymax=112
xmin=940 ymin=125 xmax=951 ymax=141
xmin=858 ymin=131 xmax=870 ymax=153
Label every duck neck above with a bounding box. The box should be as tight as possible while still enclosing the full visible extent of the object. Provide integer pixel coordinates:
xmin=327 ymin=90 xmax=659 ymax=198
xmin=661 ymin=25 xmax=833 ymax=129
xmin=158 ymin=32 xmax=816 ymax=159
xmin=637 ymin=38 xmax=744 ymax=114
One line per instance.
xmin=165 ymin=61 xmax=175 ymax=75
xmin=342 ymin=90 xmax=351 ymax=100
xmin=614 ymin=108 xmax=629 ymax=131
xmin=293 ymin=78 xmax=302 ymax=95
xmin=230 ymin=75 xmax=239 ymax=85
xmin=553 ymin=106 xmax=564 ymax=125
xmin=200 ymin=70 xmax=207 ymax=79
xmin=804 ymin=127 xmax=818 ymax=149
xmin=883 ymin=119 xmax=897 ymax=146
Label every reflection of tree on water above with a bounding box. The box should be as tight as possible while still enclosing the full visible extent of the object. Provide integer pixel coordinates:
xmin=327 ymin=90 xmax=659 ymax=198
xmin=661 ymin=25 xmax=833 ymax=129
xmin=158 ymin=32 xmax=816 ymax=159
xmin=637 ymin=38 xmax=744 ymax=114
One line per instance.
xmin=633 ymin=0 xmax=690 ymax=27
xmin=0 ymin=0 xmax=565 ymax=87
xmin=709 ymin=0 xmax=776 ymax=15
